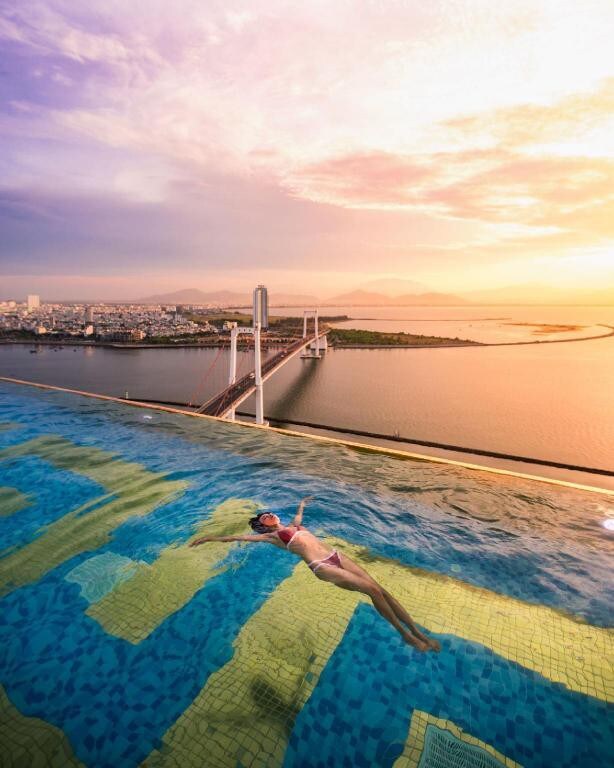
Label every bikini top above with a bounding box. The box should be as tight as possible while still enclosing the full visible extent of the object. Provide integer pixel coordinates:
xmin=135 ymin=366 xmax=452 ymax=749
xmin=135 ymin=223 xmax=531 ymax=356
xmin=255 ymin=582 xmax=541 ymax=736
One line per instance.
xmin=277 ymin=526 xmax=308 ymax=549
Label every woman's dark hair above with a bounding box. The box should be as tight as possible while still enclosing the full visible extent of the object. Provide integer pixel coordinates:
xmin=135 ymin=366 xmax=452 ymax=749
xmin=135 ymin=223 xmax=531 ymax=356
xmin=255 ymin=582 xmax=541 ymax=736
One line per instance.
xmin=249 ymin=513 xmax=271 ymax=534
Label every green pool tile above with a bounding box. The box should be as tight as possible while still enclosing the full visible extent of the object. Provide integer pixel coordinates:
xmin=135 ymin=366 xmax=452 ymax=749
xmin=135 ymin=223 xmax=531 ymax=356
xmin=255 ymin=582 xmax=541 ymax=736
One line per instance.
xmin=87 ymin=498 xmax=259 ymax=643
xmin=0 ymin=684 xmax=85 ymax=768
xmin=0 ymin=437 xmax=187 ymax=597
xmin=0 ymin=486 xmax=32 ymax=517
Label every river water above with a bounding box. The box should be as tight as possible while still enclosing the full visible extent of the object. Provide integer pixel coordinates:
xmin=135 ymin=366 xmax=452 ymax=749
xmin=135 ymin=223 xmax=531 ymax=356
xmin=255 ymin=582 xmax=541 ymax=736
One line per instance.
xmin=1 ymin=305 xmax=612 ymax=490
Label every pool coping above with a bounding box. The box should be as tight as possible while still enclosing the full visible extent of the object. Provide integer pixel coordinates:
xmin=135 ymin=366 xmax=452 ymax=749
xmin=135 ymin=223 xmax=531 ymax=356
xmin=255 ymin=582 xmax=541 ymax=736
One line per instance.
xmin=1 ymin=375 xmax=612 ymax=497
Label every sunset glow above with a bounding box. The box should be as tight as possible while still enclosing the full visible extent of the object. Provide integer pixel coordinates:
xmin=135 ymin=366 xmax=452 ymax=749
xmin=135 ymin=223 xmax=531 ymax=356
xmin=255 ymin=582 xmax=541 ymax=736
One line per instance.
xmin=1 ymin=0 xmax=614 ymax=300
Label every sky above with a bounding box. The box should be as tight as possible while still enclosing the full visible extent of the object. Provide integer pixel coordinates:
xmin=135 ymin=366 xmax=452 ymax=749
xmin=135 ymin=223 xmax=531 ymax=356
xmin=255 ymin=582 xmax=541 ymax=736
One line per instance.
xmin=1 ymin=0 xmax=614 ymax=301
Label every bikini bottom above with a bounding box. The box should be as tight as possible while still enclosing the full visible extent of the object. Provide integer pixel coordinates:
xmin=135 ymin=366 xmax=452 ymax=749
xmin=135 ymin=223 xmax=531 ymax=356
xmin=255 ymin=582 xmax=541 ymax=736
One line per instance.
xmin=308 ymin=549 xmax=343 ymax=573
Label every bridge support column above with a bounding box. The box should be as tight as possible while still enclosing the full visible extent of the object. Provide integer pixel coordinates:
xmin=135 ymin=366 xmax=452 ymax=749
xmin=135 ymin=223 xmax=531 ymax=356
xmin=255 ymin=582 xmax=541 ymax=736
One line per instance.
xmin=227 ymin=327 xmax=239 ymax=421
xmin=254 ymin=322 xmax=266 ymax=426
xmin=302 ymin=309 xmax=321 ymax=358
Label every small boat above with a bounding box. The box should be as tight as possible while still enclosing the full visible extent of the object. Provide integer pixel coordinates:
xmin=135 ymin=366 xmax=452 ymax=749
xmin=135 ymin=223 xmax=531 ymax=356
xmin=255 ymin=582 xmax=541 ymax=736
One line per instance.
xmin=29 ymin=349 xmax=38 ymax=354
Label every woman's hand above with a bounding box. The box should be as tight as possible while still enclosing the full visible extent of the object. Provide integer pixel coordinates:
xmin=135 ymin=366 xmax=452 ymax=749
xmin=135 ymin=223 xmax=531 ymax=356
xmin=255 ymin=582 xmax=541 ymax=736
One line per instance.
xmin=300 ymin=496 xmax=314 ymax=505
xmin=189 ymin=536 xmax=211 ymax=547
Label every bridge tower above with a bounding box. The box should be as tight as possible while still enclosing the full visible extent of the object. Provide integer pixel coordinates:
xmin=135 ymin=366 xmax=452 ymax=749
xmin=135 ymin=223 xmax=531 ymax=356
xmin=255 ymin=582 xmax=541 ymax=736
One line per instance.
xmin=213 ymin=296 xmax=323 ymax=426
xmin=227 ymin=324 xmax=267 ymax=426
xmin=302 ymin=310 xmax=326 ymax=357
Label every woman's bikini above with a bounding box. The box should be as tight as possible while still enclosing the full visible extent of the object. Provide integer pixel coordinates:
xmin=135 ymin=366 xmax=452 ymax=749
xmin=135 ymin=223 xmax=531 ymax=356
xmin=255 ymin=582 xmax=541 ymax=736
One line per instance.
xmin=277 ymin=526 xmax=343 ymax=573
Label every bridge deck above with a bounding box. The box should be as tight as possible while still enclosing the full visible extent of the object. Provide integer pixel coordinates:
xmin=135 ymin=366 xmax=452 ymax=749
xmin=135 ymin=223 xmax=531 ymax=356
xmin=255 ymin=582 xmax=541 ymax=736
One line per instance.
xmin=196 ymin=334 xmax=324 ymax=417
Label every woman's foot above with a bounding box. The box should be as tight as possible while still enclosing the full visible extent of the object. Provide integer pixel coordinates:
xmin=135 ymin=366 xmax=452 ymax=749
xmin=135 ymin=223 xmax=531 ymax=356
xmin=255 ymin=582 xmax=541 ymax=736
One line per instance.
xmin=403 ymin=631 xmax=430 ymax=652
xmin=426 ymin=636 xmax=441 ymax=653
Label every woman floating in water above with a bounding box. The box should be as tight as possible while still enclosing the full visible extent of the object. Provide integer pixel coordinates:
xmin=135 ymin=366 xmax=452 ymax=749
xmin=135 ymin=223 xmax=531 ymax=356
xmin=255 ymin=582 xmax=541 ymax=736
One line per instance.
xmin=190 ymin=497 xmax=440 ymax=652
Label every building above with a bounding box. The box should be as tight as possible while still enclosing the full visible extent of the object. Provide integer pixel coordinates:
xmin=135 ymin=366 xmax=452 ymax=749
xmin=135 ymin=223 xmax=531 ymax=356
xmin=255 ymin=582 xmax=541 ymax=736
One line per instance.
xmin=102 ymin=330 xmax=145 ymax=342
xmin=83 ymin=325 xmax=94 ymax=337
xmin=85 ymin=306 xmax=94 ymax=323
xmin=252 ymin=284 xmax=268 ymax=329
xmin=27 ymin=295 xmax=40 ymax=311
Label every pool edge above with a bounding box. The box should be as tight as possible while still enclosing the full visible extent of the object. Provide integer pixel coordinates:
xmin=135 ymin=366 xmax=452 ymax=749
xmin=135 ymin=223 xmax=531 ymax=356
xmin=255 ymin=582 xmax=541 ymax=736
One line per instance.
xmin=1 ymin=375 xmax=612 ymax=497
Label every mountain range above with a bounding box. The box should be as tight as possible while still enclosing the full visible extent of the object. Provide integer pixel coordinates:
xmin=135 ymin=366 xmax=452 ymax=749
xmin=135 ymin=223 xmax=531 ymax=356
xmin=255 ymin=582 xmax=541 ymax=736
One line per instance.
xmin=136 ymin=283 xmax=614 ymax=307
xmin=137 ymin=289 xmax=320 ymax=306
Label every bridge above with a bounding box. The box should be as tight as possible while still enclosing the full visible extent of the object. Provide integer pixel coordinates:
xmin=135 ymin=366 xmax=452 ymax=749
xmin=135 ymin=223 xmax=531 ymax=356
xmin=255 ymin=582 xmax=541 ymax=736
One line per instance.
xmin=196 ymin=315 xmax=326 ymax=421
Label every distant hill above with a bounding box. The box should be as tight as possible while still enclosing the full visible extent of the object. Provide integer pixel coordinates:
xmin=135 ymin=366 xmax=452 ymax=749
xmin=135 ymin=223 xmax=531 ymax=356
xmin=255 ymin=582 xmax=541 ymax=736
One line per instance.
xmin=137 ymin=289 xmax=320 ymax=306
xmin=136 ymin=284 xmax=614 ymax=308
xmin=324 ymin=289 xmax=467 ymax=306
xmin=358 ymin=278 xmax=430 ymax=295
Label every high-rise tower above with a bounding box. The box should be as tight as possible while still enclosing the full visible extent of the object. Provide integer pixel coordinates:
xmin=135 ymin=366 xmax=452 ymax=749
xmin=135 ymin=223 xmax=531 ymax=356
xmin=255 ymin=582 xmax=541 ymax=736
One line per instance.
xmin=252 ymin=284 xmax=268 ymax=329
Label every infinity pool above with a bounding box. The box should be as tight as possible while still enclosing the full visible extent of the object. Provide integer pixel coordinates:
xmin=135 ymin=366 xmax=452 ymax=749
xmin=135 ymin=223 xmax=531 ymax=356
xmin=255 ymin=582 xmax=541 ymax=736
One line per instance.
xmin=0 ymin=381 xmax=612 ymax=767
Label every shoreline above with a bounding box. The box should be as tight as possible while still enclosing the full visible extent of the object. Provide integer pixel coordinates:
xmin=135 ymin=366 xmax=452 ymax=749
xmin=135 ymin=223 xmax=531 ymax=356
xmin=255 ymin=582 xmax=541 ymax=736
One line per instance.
xmin=1 ymin=323 xmax=612 ymax=350
xmin=0 ymin=339 xmax=279 ymax=350
xmin=332 ymin=325 xmax=614 ymax=348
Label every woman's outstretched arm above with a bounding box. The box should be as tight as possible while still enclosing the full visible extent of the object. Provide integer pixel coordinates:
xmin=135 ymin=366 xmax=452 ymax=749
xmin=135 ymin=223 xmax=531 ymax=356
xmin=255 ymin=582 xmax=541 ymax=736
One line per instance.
xmin=291 ymin=496 xmax=314 ymax=527
xmin=189 ymin=533 xmax=275 ymax=547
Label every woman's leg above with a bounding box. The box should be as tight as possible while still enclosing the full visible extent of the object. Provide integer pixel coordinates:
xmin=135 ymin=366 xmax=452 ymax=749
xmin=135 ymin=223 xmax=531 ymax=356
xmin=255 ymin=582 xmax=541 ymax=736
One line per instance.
xmin=380 ymin=589 xmax=440 ymax=651
xmin=314 ymin=565 xmax=429 ymax=651
xmin=338 ymin=553 xmax=440 ymax=651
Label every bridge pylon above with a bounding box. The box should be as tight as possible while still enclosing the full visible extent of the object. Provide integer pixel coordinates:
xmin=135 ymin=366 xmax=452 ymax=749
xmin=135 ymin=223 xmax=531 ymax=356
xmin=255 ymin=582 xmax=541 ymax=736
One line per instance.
xmin=226 ymin=324 xmax=267 ymax=425
xmin=198 ymin=308 xmax=325 ymax=423
xmin=301 ymin=310 xmax=324 ymax=358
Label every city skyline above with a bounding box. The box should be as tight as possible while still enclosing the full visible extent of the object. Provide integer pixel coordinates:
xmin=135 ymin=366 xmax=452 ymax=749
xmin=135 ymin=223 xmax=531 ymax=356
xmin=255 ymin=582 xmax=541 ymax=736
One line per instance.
xmin=1 ymin=1 xmax=614 ymax=301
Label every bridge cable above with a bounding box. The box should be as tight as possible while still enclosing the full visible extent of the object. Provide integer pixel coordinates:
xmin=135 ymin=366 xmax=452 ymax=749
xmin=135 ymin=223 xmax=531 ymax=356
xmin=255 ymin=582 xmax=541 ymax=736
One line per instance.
xmin=214 ymin=336 xmax=253 ymax=417
xmin=187 ymin=343 xmax=226 ymax=407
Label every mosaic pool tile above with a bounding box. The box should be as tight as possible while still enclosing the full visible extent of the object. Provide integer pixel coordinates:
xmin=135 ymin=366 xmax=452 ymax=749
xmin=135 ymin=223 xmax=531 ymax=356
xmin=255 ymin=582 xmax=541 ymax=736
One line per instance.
xmin=0 ymin=456 xmax=106 ymax=553
xmin=337 ymin=539 xmax=614 ymax=703
xmin=394 ymin=709 xmax=521 ymax=768
xmin=1 ymin=383 xmax=612 ymax=768
xmin=0 ymin=684 xmax=84 ymax=767
xmin=0 ymin=436 xmax=187 ymax=597
xmin=144 ymin=549 xmax=366 ymax=768
xmin=286 ymin=605 xmax=612 ymax=768
xmin=65 ymin=551 xmax=139 ymax=604
xmin=87 ymin=498 xmax=259 ymax=643
xmin=0 ymin=485 xmax=31 ymax=517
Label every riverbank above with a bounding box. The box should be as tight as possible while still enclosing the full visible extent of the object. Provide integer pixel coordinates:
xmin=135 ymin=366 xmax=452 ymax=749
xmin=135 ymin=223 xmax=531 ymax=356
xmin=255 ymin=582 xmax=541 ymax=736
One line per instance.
xmin=4 ymin=324 xmax=614 ymax=351
xmin=327 ymin=328 xmax=481 ymax=347
xmin=0 ymin=339 xmax=283 ymax=350
xmin=328 ymin=324 xmax=614 ymax=348
xmin=3 ymin=322 xmax=613 ymax=350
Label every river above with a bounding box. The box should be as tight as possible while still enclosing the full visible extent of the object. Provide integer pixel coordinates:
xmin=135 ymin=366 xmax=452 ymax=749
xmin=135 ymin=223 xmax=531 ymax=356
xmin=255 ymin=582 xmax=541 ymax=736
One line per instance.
xmin=1 ymin=305 xmax=613 ymax=491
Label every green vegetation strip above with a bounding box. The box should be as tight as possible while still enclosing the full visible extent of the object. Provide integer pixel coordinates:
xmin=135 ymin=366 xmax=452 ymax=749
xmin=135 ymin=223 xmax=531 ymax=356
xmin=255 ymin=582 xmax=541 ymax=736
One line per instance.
xmin=0 ymin=486 xmax=32 ymax=517
xmin=0 ymin=684 xmax=84 ymax=768
xmin=88 ymin=498 xmax=259 ymax=643
xmin=328 ymin=328 xmax=481 ymax=346
xmin=144 ymin=547 xmax=365 ymax=768
xmin=0 ymin=436 xmax=187 ymax=597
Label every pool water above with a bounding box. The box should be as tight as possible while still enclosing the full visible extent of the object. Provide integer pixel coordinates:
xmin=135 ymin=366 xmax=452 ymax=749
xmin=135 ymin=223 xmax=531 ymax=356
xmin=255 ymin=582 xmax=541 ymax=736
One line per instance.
xmin=0 ymin=382 xmax=612 ymax=768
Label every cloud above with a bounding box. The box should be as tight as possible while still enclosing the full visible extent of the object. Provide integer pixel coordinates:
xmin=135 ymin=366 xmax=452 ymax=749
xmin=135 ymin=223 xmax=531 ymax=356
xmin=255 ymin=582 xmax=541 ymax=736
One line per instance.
xmin=1 ymin=0 xmax=613 ymax=294
xmin=442 ymin=78 xmax=614 ymax=152
xmin=285 ymin=152 xmax=438 ymax=207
